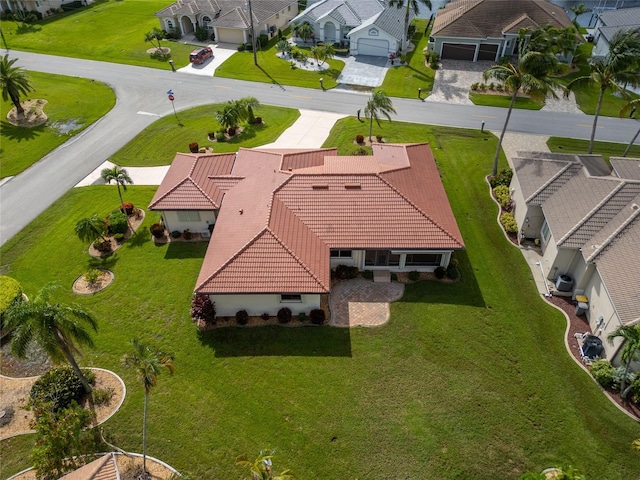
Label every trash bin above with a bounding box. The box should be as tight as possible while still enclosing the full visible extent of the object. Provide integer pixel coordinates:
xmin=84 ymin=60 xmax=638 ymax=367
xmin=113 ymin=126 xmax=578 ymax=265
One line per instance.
xmin=575 ymin=302 xmax=588 ymax=316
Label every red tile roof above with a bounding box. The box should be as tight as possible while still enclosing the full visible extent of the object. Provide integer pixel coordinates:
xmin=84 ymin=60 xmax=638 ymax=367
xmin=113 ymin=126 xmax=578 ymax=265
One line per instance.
xmin=151 ymin=144 xmax=464 ymax=294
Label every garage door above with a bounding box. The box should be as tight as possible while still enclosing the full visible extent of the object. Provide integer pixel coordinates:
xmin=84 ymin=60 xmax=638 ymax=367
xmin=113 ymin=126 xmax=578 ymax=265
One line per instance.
xmin=357 ymin=38 xmax=389 ymax=57
xmin=217 ymin=28 xmax=244 ymax=44
xmin=441 ymin=43 xmax=475 ymax=60
xmin=478 ymin=43 xmax=499 ymax=61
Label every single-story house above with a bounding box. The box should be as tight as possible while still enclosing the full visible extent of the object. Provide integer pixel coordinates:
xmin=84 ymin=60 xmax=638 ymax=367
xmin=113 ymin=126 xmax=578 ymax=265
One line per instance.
xmin=155 ymin=0 xmax=298 ymax=45
xmin=0 ymin=0 xmax=95 ymax=17
xmin=290 ymin=0 xmax=412 ymax=57
xmin=592 ymin=7 xmax=640 ymax=59
xmin=150 ymin=144 xmax=465 ymax=317
xmin=509 ymin=151 xmax=640 ymax=365
xmin=429 ymin=0 xmax=574 ymax=62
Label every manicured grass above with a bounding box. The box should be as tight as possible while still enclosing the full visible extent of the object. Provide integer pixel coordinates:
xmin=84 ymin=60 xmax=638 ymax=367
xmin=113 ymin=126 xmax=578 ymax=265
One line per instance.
xmin=1 ymin=123 xmax=639 ymax=479
xmin=381 ymin=20 xmax=435 ymax=98
xmin=0 ymin=0 xmax=194 ymax=69
xmin=0 ymin=71 xmax=115 ymax=178
xmin=547 ymin=136 xmax=640 ymax=162
xmin=215 ymin=35 xmax=344 ymax=90
xmin=469 ymin=92 xmax=544 ymax=110
xmin=111 ymin=104 xmax=300 ymax=166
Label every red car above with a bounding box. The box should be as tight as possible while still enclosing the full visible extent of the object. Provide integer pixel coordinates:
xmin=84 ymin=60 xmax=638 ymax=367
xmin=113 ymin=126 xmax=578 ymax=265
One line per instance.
xmin=189 ymin=47 xmax=213 ymax=65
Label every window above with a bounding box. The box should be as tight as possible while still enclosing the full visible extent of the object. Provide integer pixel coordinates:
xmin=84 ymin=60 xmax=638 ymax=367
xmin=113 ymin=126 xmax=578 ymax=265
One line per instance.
xmin=541 ymin=220 xmax=551 ymax=244
xmin=288 ymin=5 xmax=291 ymax=11
xmin=364 ymin=250 xmax=400 ymax=267
xmin=281 ymin=294 xmax=302 ymax=302
xmin=405 ymin=253 xmax=442 ymax=266
xmin=177 ymin=211 xmax=201 ymax=222
xmin=276 ymin=13 xmax=280 ymax=19
xmin=202 ymin=15 xmax=213 ymax=30
xmin=330 ymin=250 xmax=352 ymax=258
xmin=167 ymin=20 xmax=174 ymax=30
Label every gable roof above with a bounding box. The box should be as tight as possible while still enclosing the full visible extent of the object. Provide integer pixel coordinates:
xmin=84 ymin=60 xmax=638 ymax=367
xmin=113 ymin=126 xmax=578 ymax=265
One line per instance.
xmin=151 ymin=144 xmax=464 ymax=295
xmin=597 ymin=6 xmax=640 ymax=28
xmin=513 ymin=151 xmax=640 ymax=325
xmin=156 ymin=0 xmax=296 ymax=29
xmin=432 ymin=0 xmax=573 ymax=39
xmin=291 ymin=0 xmax=385 ymax=28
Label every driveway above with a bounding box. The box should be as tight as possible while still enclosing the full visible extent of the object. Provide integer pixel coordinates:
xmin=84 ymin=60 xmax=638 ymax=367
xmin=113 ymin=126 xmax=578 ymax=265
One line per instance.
xmin=336 ymin=55 xmax=390 ymax=87
xmin=177 ymin=43 xmax=238 ymax=76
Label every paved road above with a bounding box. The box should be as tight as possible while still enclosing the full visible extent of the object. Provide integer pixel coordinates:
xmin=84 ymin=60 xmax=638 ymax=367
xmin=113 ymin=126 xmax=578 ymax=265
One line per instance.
xmin=1 ymin=51 xmax=639 ymax=245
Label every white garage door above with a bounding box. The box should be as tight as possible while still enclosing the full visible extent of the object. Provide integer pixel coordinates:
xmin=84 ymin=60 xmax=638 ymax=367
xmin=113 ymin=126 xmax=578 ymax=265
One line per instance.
xmin=357 ymin=38 xmax=389 ymax=57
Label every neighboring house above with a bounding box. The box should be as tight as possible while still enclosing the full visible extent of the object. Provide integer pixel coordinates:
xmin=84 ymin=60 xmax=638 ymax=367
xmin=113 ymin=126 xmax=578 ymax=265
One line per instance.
xmin=290 ymin=0 xmax=411 ymax=57
xmin=155 ymin=0 xmax=298 ymax=45
xmin=429 ymin=0 xmax=574 ymax=62
xmin=592 ymin=6 xmax=640 ymax=59
xmin=150 ymin=144 xmax=465 ymax=316
xmin=510 ymin=151 xmax=640 ymax=364
xmin=0 ymin=0 xmax=95 ymax=17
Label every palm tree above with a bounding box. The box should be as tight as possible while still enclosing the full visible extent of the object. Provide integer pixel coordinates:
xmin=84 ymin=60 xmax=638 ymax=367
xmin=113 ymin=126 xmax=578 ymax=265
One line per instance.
xmin=570 ymin=3 xmax=591 ymax=23
xmin=389 ymin=0 xmax=432 ymax=53
xmin=484 ymin=51 xmax=559 ymax=176
xmin=144 ymin=28 xmax=165 ymax=53
xmin=295 ymin=22 xmax=314 ymax=45
xmin=275 ymin=39 xmax=291 ymax=57
xmin=608 ymin=325 xmax=640 ymax=398
xmin=216 ymin=101 xmax=243 ymax=134
xmin=565 ymin=29 xmax=640 ymax=154
xmin=620 ymin=98 xmax=640 ymax=157
xmin=0 ymin=54 xmax=34 ymax=116
xmin=75 ymin=214 xmax=107 ymax=245
xmin=239 ymin=96 xmax=260 ymax=124
xmin=236 ymin=450 xmax=294 ymax=480
xmin=4 ymin=284 xmax=98 ymax=393
xmin=122 ymin=339 xmax=174 ymax=477
xmin=364 ymin=89 xmax=396 ymax=142
xmin=101 ymin=165 xmax=133 ymax=214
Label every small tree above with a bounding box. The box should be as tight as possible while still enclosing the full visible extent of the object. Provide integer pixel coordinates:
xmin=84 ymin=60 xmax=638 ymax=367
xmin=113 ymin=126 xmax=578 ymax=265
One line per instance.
xmin=570 ymin=3 xmax=592 ymax=23
xmin=144 ymin=27 xmax=166 ymax=52
xmin=295 ymin=22 xmax=314 ymax=44
xmin=608 ymin=324 xmax=640 ymax=398
xmin=236 ymin=450 xmax=294 ymax=480
xmin=0 ymin=54 xmax=34 ymax=116
xmin=101 ymin=165 xmax=134 ymax=229
xmin=75 ymin=214 xmax=107 ymax=245
xmin=364 ymin=89 xmax=396 ymax=142
xmin=240 ymin=96 xmax=260 ymax=124
xmin=276 ymin=39 xmax=291 ymax=56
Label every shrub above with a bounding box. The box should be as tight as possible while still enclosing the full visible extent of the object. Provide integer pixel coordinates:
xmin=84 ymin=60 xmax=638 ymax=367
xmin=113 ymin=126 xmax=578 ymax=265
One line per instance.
xmin=434 ymin=266 xmax=447 ymax=279
xmin=261 ymin=313 xmax=270 ymax=321
xmin=259 ymin=34 xmax=269 ymax=47
xmin=150 ymin=223 xmax=166 ymax=239
xmin=195 ymin=25 xmax=208 ymax=42
xmin=253 ymin=116 xmax=263 ymax=124
xmin=361 ymin=270 xmax=373 ymax=280
xmin=216 ymin=131 xmax=226 ymax=142
xmin=629 ymin=375 xmax=640 ymax=404
xmin=355 ymin=134 xmax=364 ymax=144
xmin=93 ymin=239 xmax=112 ymax=254
xmin=0 ymin=276 xmax=22 ymax=318
xmin=335 ymin=265 xmax=359 ymax=280
xmin=479 ymin=83 xmax=487 ymax=91
xmin=108 ymin=212 xmax=128 ymax=235
xmin=298 ymin=312 xmax=307 ymax=322
xmin=496 ymin=84 xmax=504 ymax=92
xmin=182 ymin=229 xmax=192 ymax=240
xmin=164 ymin=28 xmax=181 ymax=40
xmin=237 ymin=43 xmax=246 ymax=52
xmin=277 ymin=307 xmax=292 ymax=324
xmin=612 ymin=367 xmax=635 ymax=391
xmin=490 ymin=168 xmax=513 ymax=188
xmin=171 ymin=230 xmax=181 ymax=239
xmin=190 ymin=294 xmax=216 ymax=326
xmin=590 ymin=359 xmax=616 ymax=388
xmin=189 ymin=142 xmax=199 ymax=153
xmin=446 ymin=262 xmax=459 ymax=280
xmin=408 ymin=271 xmax=420 ymax=282
xmin=113 ymin=233 xmax=125 ymax=243
xmin=376 ymin=135 xmax=383 ymax=142
xmin=310 ymin=309 xmax=325 ymax=325
xmin=92 ymin=387 xmax=114 ymax=406
xmin=120 ymin=201 xmax=135 ymax=215
xmin=236 ymin=309 xmax=249 ymax=325
xmin=471 ymin=82 xmax=479 ymax=91
xmin=500 ymin=212 xmax=518 ymax=233
xmin=488 ymin=82 xmax=495 ymax=90
xmin=354 ymin=147 xmax=369 ymax=156
xmin=493 ymin=185 xmax=511 ymax=209
xmin=83 ymin=269 xmax=101 ymax=285
xmin=30 ymin=367 xmax=89 ymax=412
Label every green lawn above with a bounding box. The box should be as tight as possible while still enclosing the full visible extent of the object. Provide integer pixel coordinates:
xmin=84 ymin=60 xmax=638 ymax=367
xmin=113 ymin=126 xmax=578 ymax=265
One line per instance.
xmin=0 ymin=71 xmax=115 ymax=178
xmin=547 ymin=136 xmax=640 ymax=162
xmin=110 ymin=104 xmax=300 ymax=166
xmin=381 ymin=19 xmax=436 ymax=98
xmin=0 ymin=0 xmax=194 ymax=69
xmin=1 ymin=121 xmax=639 ymax=479
xmin=469 ymin=92 xmax=544 ymax=110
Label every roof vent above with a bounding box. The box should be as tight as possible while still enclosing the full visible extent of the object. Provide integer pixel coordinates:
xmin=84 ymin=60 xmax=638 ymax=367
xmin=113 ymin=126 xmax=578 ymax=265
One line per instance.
xmin=632 ymin=204 xmax=639 ymax=210
xmin=312 ymin=185 xmax=329 ymax=190
xmin=344 ymin=184 xmax=361 ymax=190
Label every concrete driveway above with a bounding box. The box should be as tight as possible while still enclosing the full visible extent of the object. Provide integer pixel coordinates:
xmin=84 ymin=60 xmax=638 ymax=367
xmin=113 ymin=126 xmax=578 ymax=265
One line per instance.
xmin=177 ymin=43 xmax=238 ymax=76
xmin=337 ymin=55 xmax=390 ymax=87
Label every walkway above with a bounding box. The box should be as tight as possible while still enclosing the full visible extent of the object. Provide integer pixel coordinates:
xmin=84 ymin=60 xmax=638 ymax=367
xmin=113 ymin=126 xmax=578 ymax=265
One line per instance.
xmin=329 ymin=278 xmax=404 ymax=327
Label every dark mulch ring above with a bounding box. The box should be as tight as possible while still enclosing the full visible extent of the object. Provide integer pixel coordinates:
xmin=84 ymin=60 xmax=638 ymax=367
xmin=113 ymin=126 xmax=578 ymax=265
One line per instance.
xmin=0 ymin=339 xmax=51 ymax=377
xmin=546 ymin=295 xmax=640 ymax=419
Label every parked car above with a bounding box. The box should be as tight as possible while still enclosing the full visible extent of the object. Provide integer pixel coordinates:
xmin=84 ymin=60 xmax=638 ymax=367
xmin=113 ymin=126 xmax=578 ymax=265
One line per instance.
xmin=189 ymin=47 xmax=213 ymax=65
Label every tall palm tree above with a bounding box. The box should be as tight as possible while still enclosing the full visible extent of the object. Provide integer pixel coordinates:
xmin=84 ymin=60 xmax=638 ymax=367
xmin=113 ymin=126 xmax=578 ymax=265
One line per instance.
xmin=389 ymin=0 xmax=432 ymax=53
xmin=570 ymin=3 xmax=591 ymax=23
xmin=364 ymin=89 xmax=396 ymax=142
xmin=565 ymin=29 xmax=640 ymax=154
xmin=75 ymin=214 xmax=107 ymax=245
xmin=236 ymin=450 xmax=294 ymax=480
xmin=122 ymin=339 xmax=174 ymax=477
xmin=216 ymin=101 xmax=242 ymax=133
xmin=4 ymin=284 xmax=98 ymax=393
xmin=608 ymin=324 xmax=640 ymax=398
xmin=240 ymin=96 xmax=260 ymax=124
xmin=484 ymin=51 xmax=559 ymax=176
xmin=295 ymin=22 xmax=314 ymax=44
xmin=0 ymin=54 xmax=34 ymax=116
xmin=101 ymin=165 xmax=133 ymax=213
xmin=620 ymin=98 xmax=640 ymax=157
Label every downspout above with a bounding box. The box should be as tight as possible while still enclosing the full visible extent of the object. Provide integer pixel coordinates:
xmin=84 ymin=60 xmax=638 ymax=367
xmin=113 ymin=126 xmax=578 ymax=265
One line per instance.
xmin=536 ymin=261 xmax=552 ymax=297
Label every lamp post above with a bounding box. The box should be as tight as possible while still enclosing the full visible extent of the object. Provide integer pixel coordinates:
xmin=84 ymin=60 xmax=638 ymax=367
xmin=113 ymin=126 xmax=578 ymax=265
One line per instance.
xmin=245 ymin=0 xmax=258 ymax=66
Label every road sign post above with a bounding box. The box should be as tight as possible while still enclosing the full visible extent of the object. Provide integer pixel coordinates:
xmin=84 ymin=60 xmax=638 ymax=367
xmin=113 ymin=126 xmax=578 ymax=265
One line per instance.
xmin=167 ymin=89 xmax=179 ymax=122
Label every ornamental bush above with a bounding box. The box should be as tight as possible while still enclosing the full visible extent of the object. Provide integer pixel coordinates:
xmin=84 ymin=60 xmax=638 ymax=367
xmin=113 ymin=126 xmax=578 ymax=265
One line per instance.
xmin=335 ymin=265 xmax=359 ymax=280
xmin=30 ymin=367 xmax=91 ymax=412
xmin=150 ymin=223 xmax=165 ymax=239
xmin=277 ymin=307 xmax=292 ymax=324
xmin=500 ymin=212 xmax=518 ymax=233
xmin=490 ymin=168 xmax=513 ymax=188
xmin=190 ymin=294 xmax=216 ymax=326
xmin=120 ymin=202 xmax=135 ymax=215
xmin=612 ymin=366 xmax=635 ymax=391
xmin=408 ymin=271 xmax=420 ymax=282
xmin=434 ymin=266 xmax=447 ymax=279
xmin=590 ymin=359 xmax=615 ymax=389
xmin=0 ymin=276 xmax=22 ymax=317
xmin=355 ymin=134 xmax=364 ymax=144
xmin=236 ymin=309 xmax=249 ymax=325
xmin=493 ymin=185 xmax=511 ymax=209
xmin=310 ymin=309 xmax=325 ymax=325
xmin=108 ymin=212 xmax=128 ymax=235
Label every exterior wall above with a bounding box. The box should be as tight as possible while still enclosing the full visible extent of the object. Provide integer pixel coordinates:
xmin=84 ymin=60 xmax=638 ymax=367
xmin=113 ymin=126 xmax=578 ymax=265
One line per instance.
xmin=592 ymin=36 xmax=610 ymax=58
xmin=213 ymin=293 xmax=321 ymax=316
xmin=349 ymin=27 xmax=398 ymax=56
xmin=161 ymin=210 xmax=216 ymax=235
xmin=549 ymin=247 xmax=580 ymax=284
xmin=540 ymin=232 xmax=559 ymax=280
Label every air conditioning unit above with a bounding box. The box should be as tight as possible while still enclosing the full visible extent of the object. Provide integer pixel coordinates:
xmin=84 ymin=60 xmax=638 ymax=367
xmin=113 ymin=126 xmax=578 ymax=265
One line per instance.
xmin=555 ymin=274 xmax=573 ymax=292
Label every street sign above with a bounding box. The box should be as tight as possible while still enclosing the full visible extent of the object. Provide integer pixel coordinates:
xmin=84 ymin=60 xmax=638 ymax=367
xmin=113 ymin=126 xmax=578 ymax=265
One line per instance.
xmin=168 ymin=94 xmax=175 ymax=101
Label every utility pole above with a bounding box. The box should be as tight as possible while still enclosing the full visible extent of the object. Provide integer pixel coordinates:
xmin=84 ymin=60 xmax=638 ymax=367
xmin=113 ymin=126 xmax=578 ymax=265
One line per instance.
xmin=246 ymin=0 xmax=258 ymax=66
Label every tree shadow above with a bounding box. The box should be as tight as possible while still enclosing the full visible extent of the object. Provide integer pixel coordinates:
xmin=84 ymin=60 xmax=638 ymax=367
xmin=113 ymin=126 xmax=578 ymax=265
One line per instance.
xmin=0 ymin=121 xmax=46 ymax=142
xmin=14 ymin=23 xmax=42 ymax=34
xmin=197 ymin=324 xmax=352 ymax=357
xmin=257 ymin=65 xmax=286 ymax=91
xmin=125 ymin=228 xmax=150 ymax=249
xmin=87 ymin=253 xmax=120 ymax=270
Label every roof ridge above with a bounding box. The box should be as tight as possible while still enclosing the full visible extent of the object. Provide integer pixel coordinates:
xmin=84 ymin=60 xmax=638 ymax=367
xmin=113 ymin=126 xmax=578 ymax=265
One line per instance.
xmin=526 ymin=161 xmax=576 ymax=203
xmin=587 ymin=207 xmax=640 ymax=262
xmin=149 ymin=177 xmax=215 ymax=209
xmin=557 ymin=181 xmax=627 ymax=246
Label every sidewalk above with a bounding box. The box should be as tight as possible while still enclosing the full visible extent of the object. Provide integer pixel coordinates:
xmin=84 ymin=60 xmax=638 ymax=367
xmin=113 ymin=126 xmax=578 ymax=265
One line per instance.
xmin=75 ymin=109 xmax=346 ymax=187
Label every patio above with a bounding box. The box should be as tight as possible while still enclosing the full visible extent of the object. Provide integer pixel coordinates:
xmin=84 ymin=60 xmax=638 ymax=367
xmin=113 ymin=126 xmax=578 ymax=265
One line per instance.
xmin=329 ymin=277 xmax=404 ymax=327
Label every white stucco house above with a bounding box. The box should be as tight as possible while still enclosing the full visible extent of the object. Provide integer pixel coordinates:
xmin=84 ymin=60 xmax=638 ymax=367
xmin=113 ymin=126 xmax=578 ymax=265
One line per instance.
xmin=150 ymin=144 xmax=465 ymax=317
xmin=290 ymin=0 xmax=412 ymax=57
xmin=0 ymin=0 xmax=95 ymax=17
xmin=509 ymin=151 xmax=640 ymax=365
xmin=591 ymin=7 xmax=640 ymax=59
xmin=155 ymin=0 xmax=298 ymax=45
xmin=429 ymin=0 xmax=574 ymax=62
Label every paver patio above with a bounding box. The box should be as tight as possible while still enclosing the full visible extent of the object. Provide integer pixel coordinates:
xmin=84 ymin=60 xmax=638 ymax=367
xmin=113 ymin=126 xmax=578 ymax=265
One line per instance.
xmin=329 ymin=277 xmax=404 ymax=327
